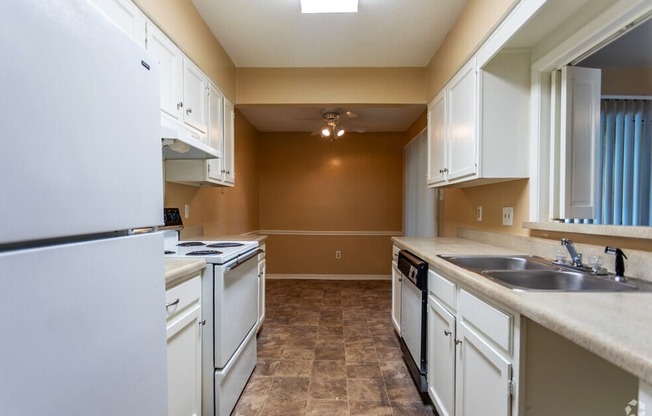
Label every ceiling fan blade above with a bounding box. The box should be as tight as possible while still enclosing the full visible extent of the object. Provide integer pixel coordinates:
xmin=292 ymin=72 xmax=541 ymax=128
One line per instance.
xmin=340 ymin=110 xmax=358 ymax=119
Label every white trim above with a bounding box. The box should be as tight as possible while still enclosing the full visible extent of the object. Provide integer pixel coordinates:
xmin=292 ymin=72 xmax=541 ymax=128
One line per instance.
xmin=476 ymin=0 xmax=548 ymax=68
xmin=256 ymin=230 xmax=402 ymax=236
xmin=267 ymin=273 xmax=391 ymax=281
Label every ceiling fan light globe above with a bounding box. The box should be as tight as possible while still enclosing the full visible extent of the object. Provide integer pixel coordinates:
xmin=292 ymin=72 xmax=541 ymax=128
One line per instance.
xmin=336 ymin=128 xmax=345 ymax=137
xmin=321 ymin=128 xmax=331 ymax=137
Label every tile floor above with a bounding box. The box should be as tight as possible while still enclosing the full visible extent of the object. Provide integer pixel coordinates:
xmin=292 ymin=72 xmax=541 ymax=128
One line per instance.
xmin=232 ymin=279 xmax=436 ymax=416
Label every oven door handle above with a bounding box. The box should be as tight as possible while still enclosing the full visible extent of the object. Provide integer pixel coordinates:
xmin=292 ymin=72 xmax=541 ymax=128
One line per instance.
xmin=225 ymin=249 xmax=264 ymax=272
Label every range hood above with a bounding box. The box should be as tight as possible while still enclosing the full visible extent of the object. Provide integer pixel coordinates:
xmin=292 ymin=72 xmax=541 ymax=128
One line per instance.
xmin=161 ymin=116 xmax=221 ymax=160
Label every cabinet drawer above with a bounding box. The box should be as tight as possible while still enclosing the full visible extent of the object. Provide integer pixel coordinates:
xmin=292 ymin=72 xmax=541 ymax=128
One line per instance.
xmin=428 ymin=269 xmax=456 ymax=312
xmin=459 ymin=289 xmax=512 ymax=353
xmin=166 ymin=275 xmax=201 ymax=320
xmin=258 ymin=244 xmax=266 ymax=261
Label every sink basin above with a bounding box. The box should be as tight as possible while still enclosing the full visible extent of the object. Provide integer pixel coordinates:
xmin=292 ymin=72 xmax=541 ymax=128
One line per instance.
xmin=439 ymin=254 xmax=652 ymax=292
xmin=482 ymin=270 xmax=639 ymax=292
xmin=439 ymin=255 xmax=554 ymax=271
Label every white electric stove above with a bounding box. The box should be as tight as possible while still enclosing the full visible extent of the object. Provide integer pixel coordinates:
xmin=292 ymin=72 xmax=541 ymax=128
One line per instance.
xmin=162 ymin=210 xmax=260 ymax=416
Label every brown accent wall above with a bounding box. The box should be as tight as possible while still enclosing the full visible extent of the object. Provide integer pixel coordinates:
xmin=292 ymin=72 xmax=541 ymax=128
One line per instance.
xmin=258 ymin=132 xmax=408 ymax=275
xmin=601 ymin=67 xmax=652 ymax=96
xmin=164 ymin=111 xmax=260 ymax=235
xmin=133 ymin=0 xmax=236 ymax=99
xmin=425 ymin=0 xmax=516 ymax=100
xmin=236 ymin=67 xmax=426 ymax=105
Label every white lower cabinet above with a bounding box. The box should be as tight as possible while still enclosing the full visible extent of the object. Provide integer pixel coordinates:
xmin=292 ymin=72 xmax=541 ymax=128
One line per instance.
xmin=257 ymin=245 xmax=266 ymax=331
xmin=427 ymin=268 xmax=517 ymax=416
xmin=391 ymin=261 xmax=401 ymax=333
xmin=455 ymin=322 xmax=512 ymax=416
xmin=427 ymin=296 xmax=456 ymax=416
xmin=166 ymin=275 xmax=202 ymax=416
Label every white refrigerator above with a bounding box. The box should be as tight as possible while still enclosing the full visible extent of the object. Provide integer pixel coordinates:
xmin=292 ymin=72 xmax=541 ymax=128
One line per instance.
xmin=0 ymin=1 xmax=168 ymax=415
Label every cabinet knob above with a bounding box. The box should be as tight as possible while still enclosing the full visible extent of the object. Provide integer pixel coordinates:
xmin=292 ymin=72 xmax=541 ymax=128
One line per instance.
xmin=198 ymin=319 xmax=206 ymax=326
xmin=443 ymin=329 xmax=452 ymax=337
xmin=165 ymin=298 xmax=180 ymax=308
xmin=455 ymin=339 xmax=462 ymax=345
xmin=186 ymin=108 xmax=192 ymax=115
xmin=443 ymin=168 xmax=449 ymax=173
xmin=177 ymin=102 xmax=183 ymax=109
xmin=221 ymin=169 xmax=226 ymax=174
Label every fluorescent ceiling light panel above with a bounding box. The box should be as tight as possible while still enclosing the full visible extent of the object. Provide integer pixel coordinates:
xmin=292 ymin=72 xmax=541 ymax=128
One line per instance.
xmin=300 ymin=0 xmax=358 ymax=13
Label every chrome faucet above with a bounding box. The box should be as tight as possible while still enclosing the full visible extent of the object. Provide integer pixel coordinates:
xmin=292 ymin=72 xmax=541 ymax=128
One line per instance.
xmin=561 ymin=238 xmax=583 ymax=267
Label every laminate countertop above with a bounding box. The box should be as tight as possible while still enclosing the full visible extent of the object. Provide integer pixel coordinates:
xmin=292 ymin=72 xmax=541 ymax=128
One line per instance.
xmin=392 ymin=236 xmax=652 ymax=385
xmin=164 ymin=258 xmax=206 ymax=289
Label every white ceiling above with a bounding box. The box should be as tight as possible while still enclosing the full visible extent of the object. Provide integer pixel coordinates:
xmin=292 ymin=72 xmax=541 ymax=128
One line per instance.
xmin=191 ymin=0 xmax=468 ymax=68
xmin=189 ymin=0 xmax=464 ymax=133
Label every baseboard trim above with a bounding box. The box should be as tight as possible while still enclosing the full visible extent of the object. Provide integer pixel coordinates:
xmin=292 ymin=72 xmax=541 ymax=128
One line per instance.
xmin=266 ymin=273 xmax=391 ymax=281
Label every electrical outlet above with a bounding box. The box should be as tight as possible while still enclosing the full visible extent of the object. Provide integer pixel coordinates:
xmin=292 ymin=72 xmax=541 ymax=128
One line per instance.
xmin=476 ymin=206 xmax=483 ymax=221
xmin=184 ymin=204 xmax=190 ymax=219
xmin=502 ymin=207 xmax=513 ymax=226
xmin=335 ymin=250 xmax=342 ymax=259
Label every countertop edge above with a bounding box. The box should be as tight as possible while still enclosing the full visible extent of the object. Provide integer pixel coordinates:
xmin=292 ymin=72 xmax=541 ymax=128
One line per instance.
xmin=164 ymin=258 xmax=206 ymax=289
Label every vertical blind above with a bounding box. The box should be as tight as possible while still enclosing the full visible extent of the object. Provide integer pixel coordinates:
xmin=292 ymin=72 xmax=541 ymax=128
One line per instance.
xmin=597 ymin=99 xmax=652 ymax=225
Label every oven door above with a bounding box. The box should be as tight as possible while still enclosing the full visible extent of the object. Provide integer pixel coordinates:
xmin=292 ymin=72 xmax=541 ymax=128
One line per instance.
xmin=213 ymin=250 xmax=259 ymax=368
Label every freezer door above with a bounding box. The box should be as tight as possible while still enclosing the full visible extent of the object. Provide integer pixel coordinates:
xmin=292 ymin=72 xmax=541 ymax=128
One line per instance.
xmin=0 ymin=0 xmax=162 ymax=244
xmin=0 ymin=233 xmax=168 ymax=416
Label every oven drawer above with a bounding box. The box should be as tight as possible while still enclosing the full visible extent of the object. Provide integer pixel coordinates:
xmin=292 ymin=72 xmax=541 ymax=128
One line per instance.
xmin=165 ymin=274 xmax=201 ymax=320
xmin=458 ymin=289 xmax=512 ymax=354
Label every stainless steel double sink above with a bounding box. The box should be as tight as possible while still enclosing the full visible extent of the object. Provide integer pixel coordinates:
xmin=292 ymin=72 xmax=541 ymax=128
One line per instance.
xmin=438 ymin=254 xmax=652 ymax=292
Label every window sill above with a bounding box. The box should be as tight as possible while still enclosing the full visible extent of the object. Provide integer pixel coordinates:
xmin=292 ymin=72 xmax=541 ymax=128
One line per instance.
xmin=523 ymin=222 xmax=652 ymax=240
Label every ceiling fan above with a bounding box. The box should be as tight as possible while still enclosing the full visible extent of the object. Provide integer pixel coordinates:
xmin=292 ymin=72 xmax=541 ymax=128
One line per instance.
xmin=310 ymin=108 xmax=367 ymax=139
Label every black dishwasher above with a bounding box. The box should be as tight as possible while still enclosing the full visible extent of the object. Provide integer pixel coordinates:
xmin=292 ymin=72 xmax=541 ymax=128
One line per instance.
xmin=397 ymin=250 xmax=428 ymax=393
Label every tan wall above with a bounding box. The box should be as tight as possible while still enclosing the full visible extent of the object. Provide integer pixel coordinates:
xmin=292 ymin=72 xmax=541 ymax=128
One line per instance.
xmin=602 ymin=67 xmax=652 ymax=96
xmin=164 ymin=111 xmax=259 ymax=236
xmin=439 ymin=179 xmax=530 ymax=237
xmin=258 ymin=131 xmax=408 ymax=275
xmin=236 ymin=67 xmax=425 ymax=105
xmin=425 ymin=0 xmax=516 ymax=100
xmin=133 ymin=0 xmax=236 ymax=99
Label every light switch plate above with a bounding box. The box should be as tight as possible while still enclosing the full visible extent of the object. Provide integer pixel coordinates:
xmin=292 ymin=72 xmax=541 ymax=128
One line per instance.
xmin=476 ymin=206 xmax=483 ymax=221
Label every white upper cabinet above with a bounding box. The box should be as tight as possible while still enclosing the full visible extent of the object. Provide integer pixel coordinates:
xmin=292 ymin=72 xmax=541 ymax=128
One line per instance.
xmin=427 ymin=91 xmax=447 ymax=185
xmin=165 ymin=85 xmax=236 ymax=188
xmin=222 ymin=98 xmax=236 ymax=185
xmin=428 ymin=51 xmax=530 ymax=187
xmin=447 ymin=60 xmax=479 ymax=182
xmin=146 ymin=22 xmax=183 ymax=122
xmin=88 ymin=0 xmax=146 ymax=48
xmin=182 ymin=60 xmax=209 ymax=137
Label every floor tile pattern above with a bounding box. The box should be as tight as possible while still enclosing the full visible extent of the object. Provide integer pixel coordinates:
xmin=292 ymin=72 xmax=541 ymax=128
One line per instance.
xmin=233 ymin=279 xmax=436 ymax=416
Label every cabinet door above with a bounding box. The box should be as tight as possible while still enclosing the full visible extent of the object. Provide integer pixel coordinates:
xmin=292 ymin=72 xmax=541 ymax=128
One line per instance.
xmin=447 ymin=61 xmax=478 ymax=181
xmin=428 ymin=298 xmax=456 ymax=416
xmin=146 ymin=22 xmax=183 ymax=121
xmin=455 ymin=322 xmax=512 ymax=416
xmin=89 ymin=0 xmax=146 ymax=48
xmin=258 ymin=259 xmax=266 ymax=330
xmin=167 ymin=303 xmax=202 ymax=416
xmin=391 ymin=262 xmax=401 ymax=333
xmin=427 ymin=91 xmax=447 ymax=185
xmin=207 ymin=84 xmax=225 ymax=182
xmin=183 ymin=59 xmax=209 ymax=135
xmin=560 ymin=65 xmax=601 ymax=220
xmin=222 ymin=98 xmax=236 ymax=185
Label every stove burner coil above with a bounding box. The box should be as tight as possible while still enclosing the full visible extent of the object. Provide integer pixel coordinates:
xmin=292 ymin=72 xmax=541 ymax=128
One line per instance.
xmin=177 ymin=241 xmax=205 ymax=247
xmin=206 ymin=242 xmax=245 ymax=248
xmin=186 ymin=250 xmax=223 ymax=256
